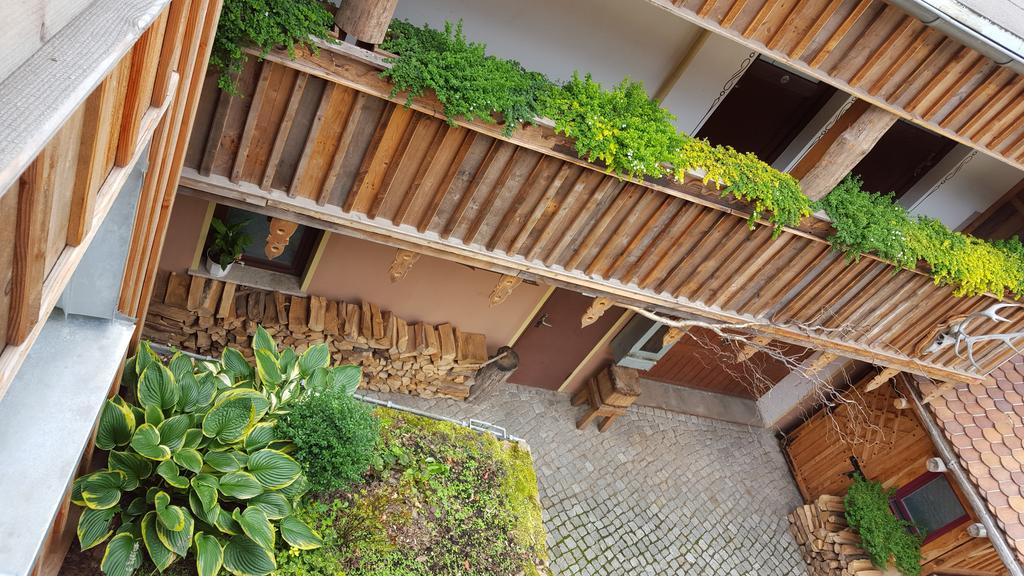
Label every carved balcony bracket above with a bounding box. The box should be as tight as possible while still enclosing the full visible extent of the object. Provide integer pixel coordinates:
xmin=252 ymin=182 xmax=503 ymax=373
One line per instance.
xmin=265 ymin=217 xmax=299 ymax=260
xmin=388 ymin=249 xmax=420 ymax=283
xmin=581 ymin=297 xmax=614 ymax=327
xmin=489 ymin=275 xmax=521 ymax=306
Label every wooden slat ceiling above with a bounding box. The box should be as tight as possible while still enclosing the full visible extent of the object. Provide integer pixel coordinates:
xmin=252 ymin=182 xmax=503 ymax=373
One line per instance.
xmin=182 ymin=45 xmax=1024 ymax=384
xmin=645 ymin=0 xmax=1024 ymax=171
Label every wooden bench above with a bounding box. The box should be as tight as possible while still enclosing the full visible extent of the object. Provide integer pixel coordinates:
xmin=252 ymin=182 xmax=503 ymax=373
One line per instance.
xmin=571 ymin=364 xmax=641 ymax=432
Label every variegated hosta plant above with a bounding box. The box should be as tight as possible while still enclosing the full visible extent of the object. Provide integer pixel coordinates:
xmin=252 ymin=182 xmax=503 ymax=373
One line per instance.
xmin=72 ymin=326 xmax=362 ymax=576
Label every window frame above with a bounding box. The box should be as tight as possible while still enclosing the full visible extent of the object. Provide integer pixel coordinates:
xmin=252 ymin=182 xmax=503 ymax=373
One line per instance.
xmin=209 ymin=205 xmax=320 ymax=277
xmin=890 ymin=471 xmax=970 ymax=544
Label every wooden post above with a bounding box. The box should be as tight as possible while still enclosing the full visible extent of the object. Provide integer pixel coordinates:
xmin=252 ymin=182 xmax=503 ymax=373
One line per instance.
xmin=469 ymin=347 xmax=519 ymax=403
xmin=798 ymin=104 xmax=898 ymax=200
xmin=334 ymin=0 xmax=400 ymax=45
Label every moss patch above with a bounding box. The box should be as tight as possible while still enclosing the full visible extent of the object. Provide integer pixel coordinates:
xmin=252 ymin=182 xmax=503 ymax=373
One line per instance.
xmin=276 ymin=407 xmax=549 ymax=576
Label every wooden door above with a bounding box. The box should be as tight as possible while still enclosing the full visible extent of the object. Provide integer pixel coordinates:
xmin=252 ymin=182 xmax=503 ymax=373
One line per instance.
xmin=696 ymin=58 xmax=836 ymax=164
xmin=508 ymin=288 xmax=625 ymax=390
xmin=642 ymin=327 xmax=810 ymax=399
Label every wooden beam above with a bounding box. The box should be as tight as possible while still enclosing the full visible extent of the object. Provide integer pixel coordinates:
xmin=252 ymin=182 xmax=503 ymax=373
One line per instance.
xmin=799 ymin=104 xmax=899 ymax=200
xmin=653 ymin=29 xmax=710 ymax=102
xmin=805 ymin=352 xmax=838 ymax=376
xmin=388 ymin=249 xmax=420 ymax=283
xmin=334 ymin=0 xmax=399 ymax=45
xmin=7 ymin=162 xmax=49 ymax=345
xmin=863 ymin=366 xmax=899 ymax=391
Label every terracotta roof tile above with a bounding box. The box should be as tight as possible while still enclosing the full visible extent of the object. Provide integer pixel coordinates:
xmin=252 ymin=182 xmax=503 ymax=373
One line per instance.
xmin=931 ymin=357 xmax=1024 ymax=565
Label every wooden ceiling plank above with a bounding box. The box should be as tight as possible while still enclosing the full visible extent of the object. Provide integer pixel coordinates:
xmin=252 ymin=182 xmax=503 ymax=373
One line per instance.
xmin=547 ymin=175 xmax=622 ymax=268
xmin=319 ymin=91 xmax=370 ymax=207
xmin=417 ymin=130 xmax=474 ymax=234
xmin=788 ymin=0 xmax=844 ymax=59
xmin=847 ymin=14 xmax=913 ymax=87
xmin=230 ymin=61 xmax=271 ymax=184
xmin=260 ymin=73 xmax=307 ymax=191
xmin=507 ymin=161 xmax=573 ymax=256
xmin=808 ymin=0 xmax=872 ymax=68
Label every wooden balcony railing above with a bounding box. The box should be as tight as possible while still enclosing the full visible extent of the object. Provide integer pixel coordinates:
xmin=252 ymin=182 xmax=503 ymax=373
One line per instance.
xmin=181 ymin=42 xmax=1024 ymax=384
xmin=0 ymin=0 xmax=196 ymax=400
xmin=645 ymin=0 xmax=1024 ymax=172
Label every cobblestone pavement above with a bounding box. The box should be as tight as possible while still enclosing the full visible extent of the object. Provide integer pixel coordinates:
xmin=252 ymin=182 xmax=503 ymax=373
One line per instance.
xmin=364 ymin=383 xmax=807 ymax=576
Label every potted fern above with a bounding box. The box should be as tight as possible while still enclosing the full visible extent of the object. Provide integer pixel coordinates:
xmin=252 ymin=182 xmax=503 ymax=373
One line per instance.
xmin=206 ymin=217 xmax=251 ymax=277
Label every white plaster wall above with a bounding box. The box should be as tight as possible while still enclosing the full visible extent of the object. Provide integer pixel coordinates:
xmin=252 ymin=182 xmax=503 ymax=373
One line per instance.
xmin=661 ymin=33 xmax=758 ymax=134
xmin=393 ymin=0 xmax=753 ymax=133
xmin=905 ymin=147 xmax=1024 ymax=230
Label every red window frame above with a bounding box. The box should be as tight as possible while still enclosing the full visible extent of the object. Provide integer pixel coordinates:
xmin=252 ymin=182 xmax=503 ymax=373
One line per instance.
xmin=890 ymin=471 xmax=970 ymax=543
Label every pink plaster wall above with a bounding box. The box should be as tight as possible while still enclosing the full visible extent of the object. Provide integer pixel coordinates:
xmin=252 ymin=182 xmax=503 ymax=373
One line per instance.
xmin=305 ymin=234 xmax=548 ymax=354
xmin=160 ymin=194 xmax=209 ymax=273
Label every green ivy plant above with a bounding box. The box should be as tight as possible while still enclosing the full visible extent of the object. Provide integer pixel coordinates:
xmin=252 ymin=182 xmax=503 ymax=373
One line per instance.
xmin=211 ymin=0 xmax=334 ymax=93
xmin=844 ymin=474 xmax=922 ymax=576
xmin=816 ymin=175 xmax=1024 ymax=297
xmin=381 ymin=20 xmax=552 ymax=136
xmin=72 ymin=327 xmax=362 ymax=576
xmin=207 ymin=217 xmax=251 ymax=269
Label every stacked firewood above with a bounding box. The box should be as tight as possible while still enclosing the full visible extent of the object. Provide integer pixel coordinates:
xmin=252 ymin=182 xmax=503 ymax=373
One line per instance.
xmin=143 ymin=273 xmax=489 ymax=399
xmin=788 ymin=495 xmax=881 ymax=576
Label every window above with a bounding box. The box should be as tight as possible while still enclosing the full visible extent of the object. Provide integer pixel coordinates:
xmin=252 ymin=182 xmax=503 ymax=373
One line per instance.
xmin=696 ymin=58 xmax=836 ymax=165
xmin=208 ymin=206 xmax=320 ymax=276
xmin=891 ymin=472 xmax=969 ymax=542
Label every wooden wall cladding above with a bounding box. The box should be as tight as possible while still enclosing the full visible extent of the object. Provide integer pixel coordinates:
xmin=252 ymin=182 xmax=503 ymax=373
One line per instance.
xmin=650 ymin=0 xmax=1024 ymax=170
xmin=0 ymin=7 xmax=175 ymax=399
xmin=183 ymin=47 xmax=1024 ymax=384
xmin=786 ymin=378 xmax=1007 ymax=575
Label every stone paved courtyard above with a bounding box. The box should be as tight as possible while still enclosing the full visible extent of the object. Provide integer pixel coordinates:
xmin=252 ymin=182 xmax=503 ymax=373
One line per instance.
xmin=365 ymin=383 xmax=808 ymax=576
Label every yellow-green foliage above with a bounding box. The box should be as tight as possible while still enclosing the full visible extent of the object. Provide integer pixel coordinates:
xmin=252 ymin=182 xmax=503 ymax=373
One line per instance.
xmin=817 ymin=175 xmax=1024 ymax=298
xmin=675 ymin=137 xmax=811 ymax=234
xmin=378 ymin=19 xmax=1020 ymax=300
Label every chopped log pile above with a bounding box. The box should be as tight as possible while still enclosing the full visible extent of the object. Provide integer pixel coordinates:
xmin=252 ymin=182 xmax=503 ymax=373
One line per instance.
xmin=788 ymin=495 xmax=880 ymax=576
xmin=143 ymin=273 xmax=489 ymax=399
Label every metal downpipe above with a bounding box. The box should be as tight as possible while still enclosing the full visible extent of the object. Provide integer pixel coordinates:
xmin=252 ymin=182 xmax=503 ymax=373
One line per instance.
xmin=903 ymin=375 xmax=1024 ymax=576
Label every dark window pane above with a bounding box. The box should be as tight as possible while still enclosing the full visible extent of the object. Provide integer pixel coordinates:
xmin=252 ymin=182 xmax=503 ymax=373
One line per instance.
xmin=900 ymin=475 xmax=966 ymax=535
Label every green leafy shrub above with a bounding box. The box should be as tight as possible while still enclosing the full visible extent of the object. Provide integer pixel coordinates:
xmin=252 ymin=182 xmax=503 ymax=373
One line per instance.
xmin=381 ymin=20 xmax=553 ymax=135
xmin=71 ymin=327 xmax=361 ymax=575
xmin=844 ymin=474 xmax=922 ymax=576
xmin=541 ymin=73 xmax=683 ymax=180
xmin=675 ymin=137 xmax=811 ymax=233
xmin=817 ymin=175 xmax=1024 ymax=297
xmin=212 ymin=0 xmax=333 ymax=92
xmin=278 ymin=387 xmax=380 ymax=492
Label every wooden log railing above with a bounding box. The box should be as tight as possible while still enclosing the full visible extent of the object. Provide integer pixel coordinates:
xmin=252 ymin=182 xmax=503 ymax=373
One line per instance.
xmin=181 ymin=42 xmax=1024 ymax=384
xmin=643 ymin=0 xmax=1024 ymax=172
